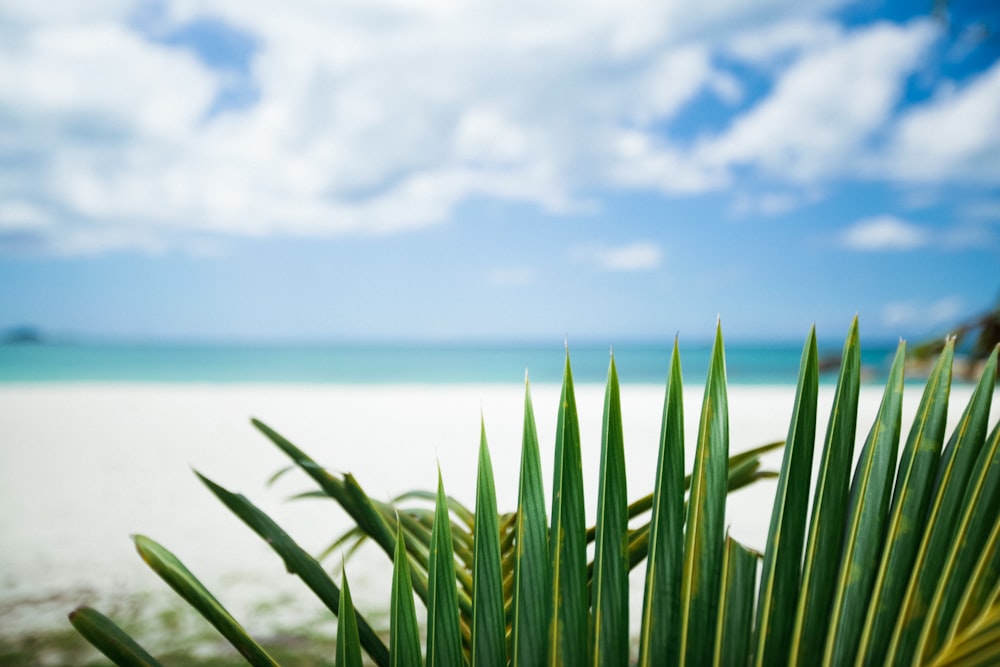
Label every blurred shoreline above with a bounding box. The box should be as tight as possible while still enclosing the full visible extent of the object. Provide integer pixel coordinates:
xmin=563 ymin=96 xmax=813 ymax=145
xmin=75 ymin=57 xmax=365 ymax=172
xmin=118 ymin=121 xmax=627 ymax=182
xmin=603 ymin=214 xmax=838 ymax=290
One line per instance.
xmin=3 ymin=381 xmax=993 ymax=646
xmin=0 ymin=340 xmax=910 ymax=386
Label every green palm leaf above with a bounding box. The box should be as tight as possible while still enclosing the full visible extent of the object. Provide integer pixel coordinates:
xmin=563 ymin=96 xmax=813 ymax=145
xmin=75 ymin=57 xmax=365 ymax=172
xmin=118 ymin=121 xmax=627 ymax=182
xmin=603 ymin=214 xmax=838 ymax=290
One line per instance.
xmin=547 ymin=350 xmax=588 ymax=667
xmin=753 ymin=326 xmax=818 ymax=667
xmin=822 ymin=342 xmax=906 ymax=665
xmin=596 ymin=440 xmax=783 ymax=576
xmin=855 ymin=338 xmax=954 ymax=665
xmin=391 ymin=522 xmax=423 ymax=667
xmin=336 ymin=572 xmax=364 ymax=667
xmin=886 ymin=347 xmax=998 ymax=665
xmin=916 ymin=360 xmax=1000 ymax=662
xmin=680 ymin=321 xmax=729 ymax=667
xmin=511 ymin=377 xmax=549 ymax=667
xmin=196 ymin=472 xmax=391 ymax=666
xmin=930 ymin=509 xmax=1000 ymax=666
xmin=789 ymin=318 xmax=861 ymax=665
xmin=590 ymin=355 xmax=629 ymax=667
xmin=714 ymin=536 xmax=759 ymax=667
xmin=133 ymin=535 xmax=279 ymax=667
xmin=252 ymin=418 xmax=396 ymax=561
xmin=472 ymin=422 xmax=506 ymax=667
xmin=68 ymin=607 xmax=163 ymax=667
xmin=638 ymin=337 xmax=685 ymax=667
xmin=930 ymin=607 xmax=1000 ymax=667
xmin=72 ymin=322 xmax=998 ymax=667
xmin=427 ymin=470 xmax=465 ymax=667
xmin=942 ymin=422 xmax=1000 ymax=638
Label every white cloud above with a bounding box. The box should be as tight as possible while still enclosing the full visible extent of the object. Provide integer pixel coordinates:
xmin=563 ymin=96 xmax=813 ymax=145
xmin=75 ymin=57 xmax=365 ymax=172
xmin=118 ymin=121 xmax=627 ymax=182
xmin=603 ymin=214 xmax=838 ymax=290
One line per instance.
xmin=841 ymin=215 xmax=998 ymax=252
xmin=0 ymin=201 xmax=52 ymax=232
xmin=0 ymin=2 xmax=132 ymax=29
xmin=707 ymin=71 xmax=744 ymax=105
xmin=880 ymin=60 xmax=1000 ymax=184
xmin=9 ymin=0 xmax=802 ymax=253
xmin=606 ymin=129 xmax=727 ymax=193
xmin=697 ymin=20 xmax=937 ymax=181
xmin=453 ymin=109 xmax=532 ymax=166
xmin=841 ymin=216 xmax=930 ymax=251
xmin=726 ymin=19 xmax=842 ymax=66
xmin=0 ymin=22 xmax=214 ymax=136
xmin=629 ymin=47 xmax=726 ymax=124
xmin=575 ymin=241 xmax=663 ymax=272
xmin=8 ymin=2 xmax=993 ymax=256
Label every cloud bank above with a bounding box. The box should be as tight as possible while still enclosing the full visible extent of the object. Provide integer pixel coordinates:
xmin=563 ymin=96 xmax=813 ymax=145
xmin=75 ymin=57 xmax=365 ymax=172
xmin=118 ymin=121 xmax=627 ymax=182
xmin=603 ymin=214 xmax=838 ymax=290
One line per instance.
xmin=0 ymin=1 xmax=996 ymax=254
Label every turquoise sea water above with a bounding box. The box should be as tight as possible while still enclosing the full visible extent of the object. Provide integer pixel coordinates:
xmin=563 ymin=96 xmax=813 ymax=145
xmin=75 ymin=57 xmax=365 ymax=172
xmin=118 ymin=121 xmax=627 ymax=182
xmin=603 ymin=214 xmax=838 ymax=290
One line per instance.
xmin=0 ymin=341 xmax=902 ymax=384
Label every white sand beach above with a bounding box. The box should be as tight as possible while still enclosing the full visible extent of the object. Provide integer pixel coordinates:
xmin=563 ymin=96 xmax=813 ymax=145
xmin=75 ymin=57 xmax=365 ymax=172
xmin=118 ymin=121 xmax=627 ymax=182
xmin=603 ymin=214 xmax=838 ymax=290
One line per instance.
xmin=0 ymin=381 xmax=993 ymax=643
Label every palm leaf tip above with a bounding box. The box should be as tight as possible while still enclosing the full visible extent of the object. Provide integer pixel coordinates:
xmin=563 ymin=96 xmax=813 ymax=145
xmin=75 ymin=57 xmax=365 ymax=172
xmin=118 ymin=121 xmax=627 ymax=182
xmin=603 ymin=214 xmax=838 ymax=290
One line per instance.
xmin=639 ymin=337 xmax=685 ymax=667
xmin=337 ymin=572 xmax=364 ymax=667
xmin=753 ymin=327 xmax=818 ymax=667
xmin=132 ymin=535 xmax=280 ymax=667
xmin=69 ymin=606 xmax=164 ymax=667
xmin=390 ymin=522 xmax=422 ymax=667
xmin=472 ymin=423 xmax=506 ymax=666
xmin=511 ymin=375 xmax=549 ymax=666
xmin=823 ymin=342 xmax=906 ymax=667
xmin=590 ymin=353 xmax=629 ymax=666
xmin=789 ymin=317 xmax=861 ymax=664
xmin=680 ymin=323 xmax=729 ymax=666
xmin=547 ymin=349 xmax=588 ymax=667
xmin=426 ymin=470 xmax=463 ymax=667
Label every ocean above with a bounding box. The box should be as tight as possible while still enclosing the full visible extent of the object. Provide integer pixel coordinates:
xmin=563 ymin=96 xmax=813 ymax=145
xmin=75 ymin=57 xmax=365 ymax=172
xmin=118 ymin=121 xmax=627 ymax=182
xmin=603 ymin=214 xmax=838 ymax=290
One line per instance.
xmin=0 ymin=340 xmax=903 ymax=384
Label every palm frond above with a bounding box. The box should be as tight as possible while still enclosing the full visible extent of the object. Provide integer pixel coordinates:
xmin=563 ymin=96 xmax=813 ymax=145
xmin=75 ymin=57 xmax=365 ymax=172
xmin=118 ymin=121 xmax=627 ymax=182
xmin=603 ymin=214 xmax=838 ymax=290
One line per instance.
xmin=715 ymin=535 xmax=758 ymax=667
xmin=546 ymin=350 xmax=589 ymax=666
xmin=426 ymin=470 xmax=465 ymax=666
xmin=336 ymin=572 xmax=364 ymax=667
xmin=69 ymin=325 xmax=1000 ymax=667
xmin=510 ymin=377 xmax=549 ymax=667
xmin=69 ymin=607 xmax=163 ymax=667
xmin=679 ymin=321 xmax=729 ymax=666
xmin=886 ymin=347 xmax=998 ymax=665
xmin=390 ymin=521 xmax=423 ymax=667
xmin=589 ymin=355 xmax=628 ymax=666
xmin=472 ymin=423 xmax=506 ymax=666
xmin=637 ymin=337 xmax=684 ymax=667
xmin=789 ymin=318 xmax=861 ymax=664
xmin=753 ymin=327 xmax=818 ymax=667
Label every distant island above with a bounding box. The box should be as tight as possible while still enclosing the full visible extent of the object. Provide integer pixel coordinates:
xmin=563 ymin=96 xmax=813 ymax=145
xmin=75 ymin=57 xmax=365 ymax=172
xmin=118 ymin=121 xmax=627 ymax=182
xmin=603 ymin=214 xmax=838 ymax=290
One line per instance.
xmin=1 ymin=325 xmax=45 ymax=345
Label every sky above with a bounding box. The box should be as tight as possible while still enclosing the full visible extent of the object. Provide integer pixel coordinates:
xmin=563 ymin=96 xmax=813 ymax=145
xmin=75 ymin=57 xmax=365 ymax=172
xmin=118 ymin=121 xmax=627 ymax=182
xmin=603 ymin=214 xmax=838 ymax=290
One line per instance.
xmin=0 ymin=0 xmax=998 ymax=344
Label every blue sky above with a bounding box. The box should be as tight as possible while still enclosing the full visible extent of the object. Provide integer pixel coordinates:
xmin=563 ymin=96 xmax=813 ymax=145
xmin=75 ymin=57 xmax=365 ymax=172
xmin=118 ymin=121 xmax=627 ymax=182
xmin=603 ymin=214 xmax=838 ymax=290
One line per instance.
xmin=0 ymin=0 xmax=998 ymax=343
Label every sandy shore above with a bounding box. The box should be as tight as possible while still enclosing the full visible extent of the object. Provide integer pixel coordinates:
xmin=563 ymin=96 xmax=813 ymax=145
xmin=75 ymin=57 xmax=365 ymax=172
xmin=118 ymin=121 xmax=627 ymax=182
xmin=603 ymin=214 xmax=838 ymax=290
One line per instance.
xmin=0 ymin=381 xmax=992 ymax=640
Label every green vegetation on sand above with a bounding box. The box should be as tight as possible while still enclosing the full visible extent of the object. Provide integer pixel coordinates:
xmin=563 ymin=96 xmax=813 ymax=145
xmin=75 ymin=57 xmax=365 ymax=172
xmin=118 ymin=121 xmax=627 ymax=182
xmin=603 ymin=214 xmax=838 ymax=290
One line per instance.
xmin=69 ymin=321 xmax=1000 ymax=666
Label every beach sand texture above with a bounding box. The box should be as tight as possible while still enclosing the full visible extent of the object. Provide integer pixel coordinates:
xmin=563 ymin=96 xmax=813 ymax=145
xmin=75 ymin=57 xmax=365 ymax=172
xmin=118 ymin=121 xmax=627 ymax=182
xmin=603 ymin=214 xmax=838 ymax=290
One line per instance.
xmin=0 ymin=381 xmax=992 ymax=643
